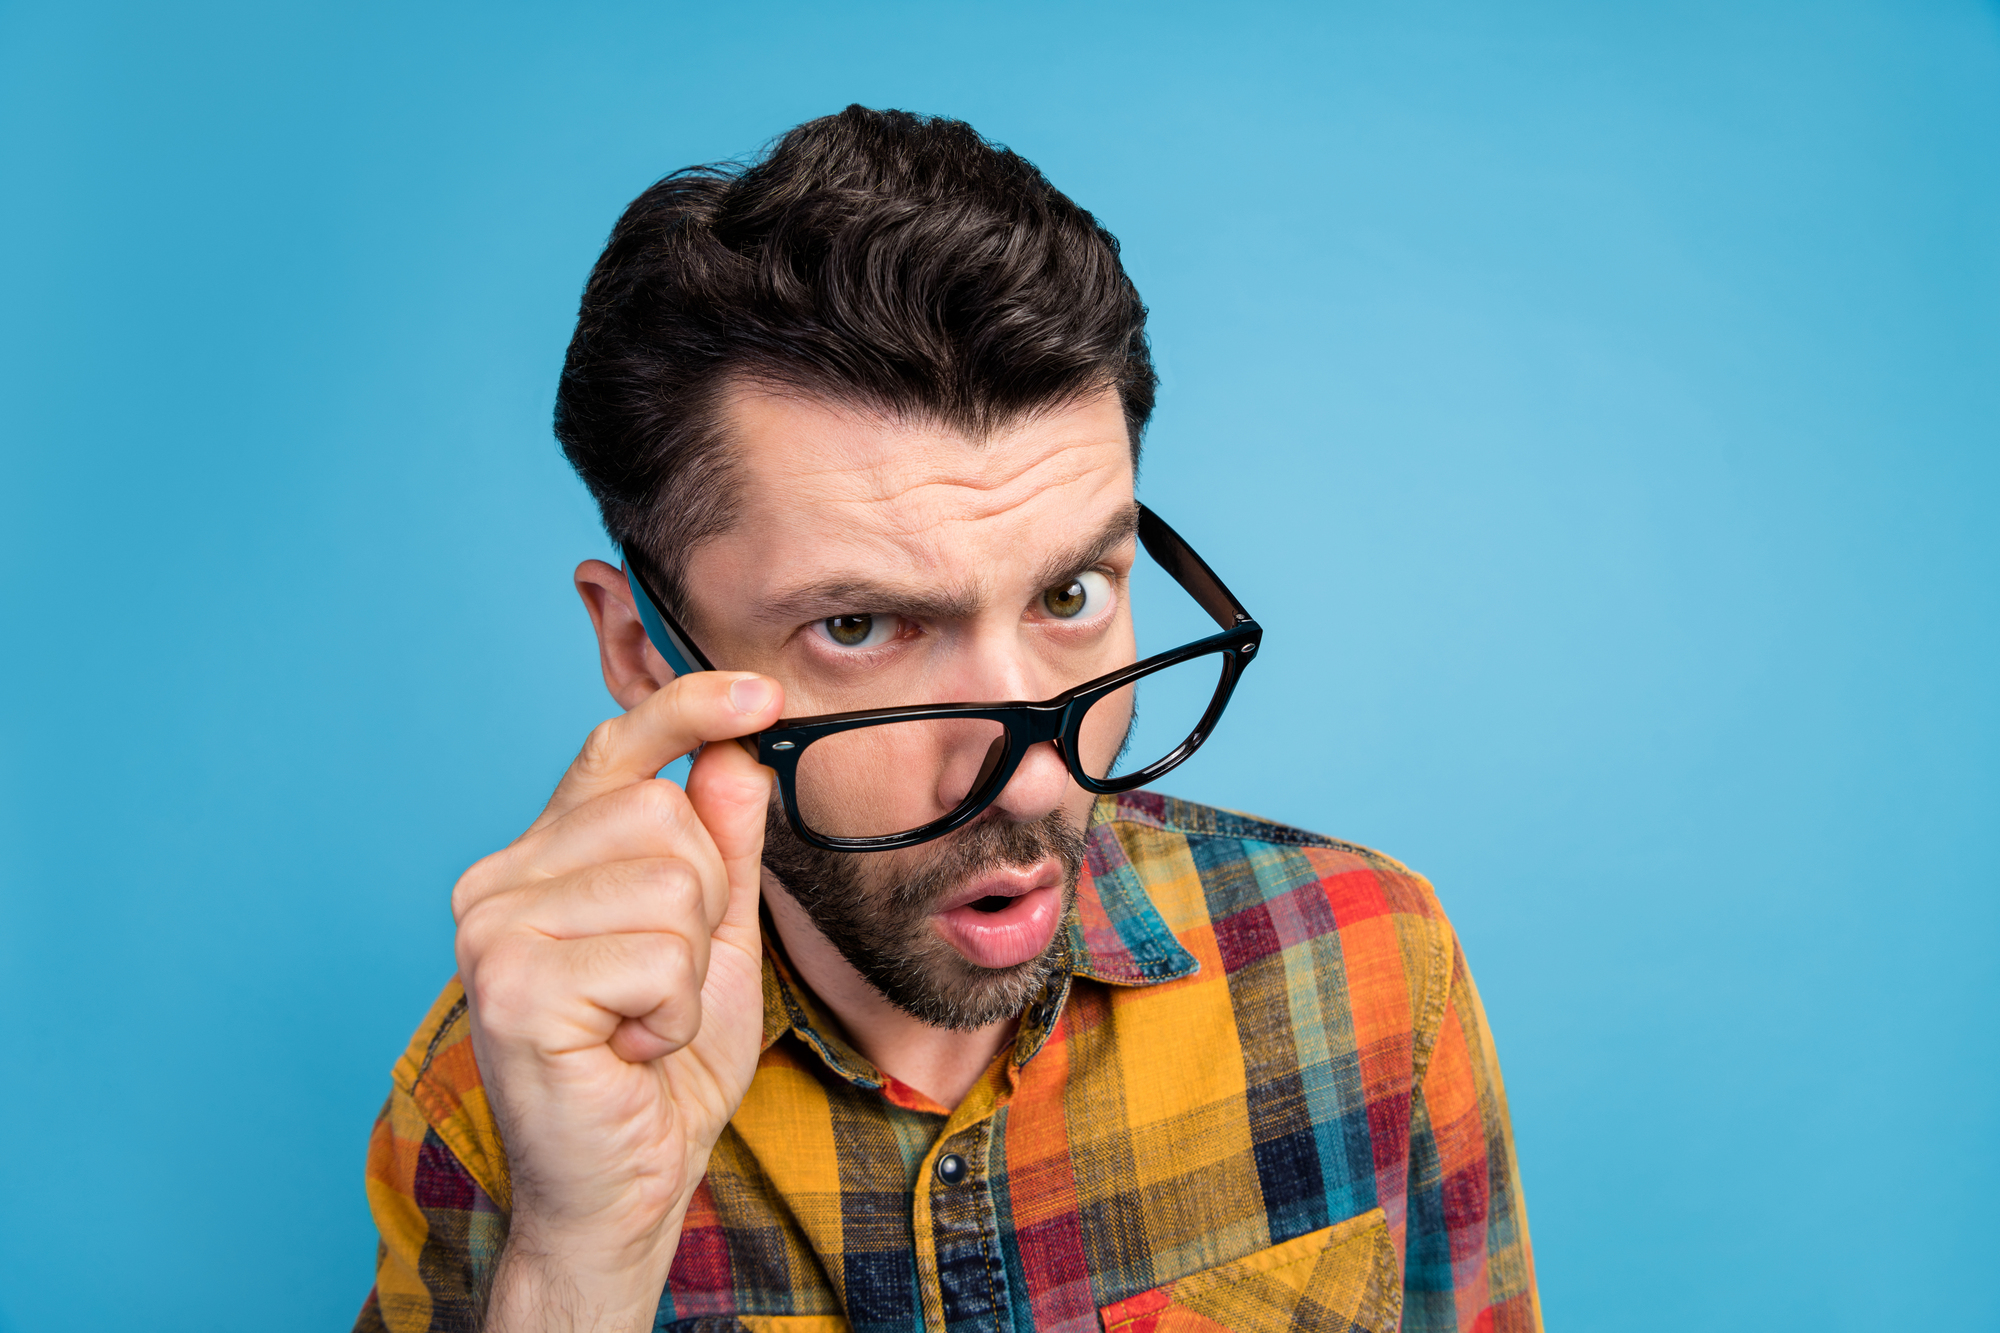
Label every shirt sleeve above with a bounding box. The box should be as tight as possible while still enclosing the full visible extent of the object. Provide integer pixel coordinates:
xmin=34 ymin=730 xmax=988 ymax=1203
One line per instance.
xmin=1399 ymin=923 xmax=1542 ymax=1332
xmin=353 ymin=982 xmax=513 ymax=1333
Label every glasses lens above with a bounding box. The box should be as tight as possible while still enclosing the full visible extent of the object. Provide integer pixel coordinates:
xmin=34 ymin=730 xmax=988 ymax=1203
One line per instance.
xmin=791 ymin=715 xmax=1011 ymax=841
xmin=1078 ymin=650 xmax=1230 ymax=785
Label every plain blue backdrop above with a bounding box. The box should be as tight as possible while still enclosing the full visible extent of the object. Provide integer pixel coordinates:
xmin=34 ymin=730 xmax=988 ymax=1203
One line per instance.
xmin=2 ymin=2 xmax=1996 ymax=1329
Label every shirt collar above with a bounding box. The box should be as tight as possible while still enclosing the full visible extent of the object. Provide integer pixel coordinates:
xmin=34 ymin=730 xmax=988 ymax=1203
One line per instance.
xmin=1064 ymin=793 xmax=1203 ymax=986
xmin=759 ymin=794 xmax=1201 ymax=1086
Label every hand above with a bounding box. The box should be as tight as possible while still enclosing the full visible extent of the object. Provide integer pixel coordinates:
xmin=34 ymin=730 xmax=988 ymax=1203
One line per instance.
xmin=451 ymin=671 xmax=783 ymax=1332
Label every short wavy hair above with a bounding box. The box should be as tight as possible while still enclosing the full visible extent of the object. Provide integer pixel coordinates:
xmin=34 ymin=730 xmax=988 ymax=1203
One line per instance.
xmin=553 ymin=105 xmax=1157 ymax=619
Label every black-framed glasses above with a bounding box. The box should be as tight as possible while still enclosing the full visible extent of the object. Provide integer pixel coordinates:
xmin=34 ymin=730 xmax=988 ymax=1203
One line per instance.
xmin=624 ymin=506 xmax=1261 ymax=851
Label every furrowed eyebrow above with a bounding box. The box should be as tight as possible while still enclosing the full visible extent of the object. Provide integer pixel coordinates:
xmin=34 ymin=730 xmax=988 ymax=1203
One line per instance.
xmin=756 ymin=580 xmax=982 ymax=625
xmin=1024 ymin=503 xmax=1142 ymax=594
xmin=754 ymin=504 xmax=1142 ymax=627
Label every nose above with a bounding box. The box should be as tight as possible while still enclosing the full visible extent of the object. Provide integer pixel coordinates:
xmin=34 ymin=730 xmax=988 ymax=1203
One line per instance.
xmin=982 ymin=734 xmax=1072 ymax=824
xmin=932 ymin=727 xmax=1070 ymax=825
xmin=929 ymin=632 xmax=1076 ymax=826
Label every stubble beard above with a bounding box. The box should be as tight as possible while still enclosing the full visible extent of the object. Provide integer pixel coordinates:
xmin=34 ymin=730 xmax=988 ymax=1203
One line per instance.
xmin=760 ymin=806 xmax=1088 ymax=1031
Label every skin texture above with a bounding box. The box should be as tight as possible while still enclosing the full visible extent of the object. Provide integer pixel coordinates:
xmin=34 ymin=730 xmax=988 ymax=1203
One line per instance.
xmin=465 ymin=386 xmax=1136 ymax=1331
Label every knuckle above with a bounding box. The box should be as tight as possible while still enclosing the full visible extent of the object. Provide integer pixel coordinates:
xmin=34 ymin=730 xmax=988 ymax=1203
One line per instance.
xmin=637 ymin=931 xmax=701 ymax=1001
xmin=464 ymin=938 xmax=535 ymax=1036
xmin=663 ymin=670 xmax=705 ymax=709
xmin=659 ymin=929 xmax=697 ymax=978
xmin=581 ymin=929 xmax=649 ymax=975
xmin=642 ymin=777 xmax=691 ymax=820
xmin=575 ymin=718 xmax=623 ymax=776
xmin=640 ymin=857 xmax=703 ymax=915
xmin=642 ymin=955 xmax=702 ymax=1042
xmin=449 ymin=854 xmax=501 ymax=922
xmin=453 ymin=894 xmax=500 ymax=953
xmin=627 ymin=779 xmax=695 ymax=837
xmin=609 ymin=928 xmax=681 ymax=980
xmin=651 ymin=1003 xmax=701 ymax=1049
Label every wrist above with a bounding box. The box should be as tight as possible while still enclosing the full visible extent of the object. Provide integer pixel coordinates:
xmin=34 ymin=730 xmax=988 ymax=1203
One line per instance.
xmin=483 ymin=1213 xmax=685 ymax=1333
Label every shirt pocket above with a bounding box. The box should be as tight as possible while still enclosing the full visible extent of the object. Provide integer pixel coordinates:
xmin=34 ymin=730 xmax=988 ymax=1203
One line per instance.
xmin=1097 ymin=1207 xmax=1401 ymax=1333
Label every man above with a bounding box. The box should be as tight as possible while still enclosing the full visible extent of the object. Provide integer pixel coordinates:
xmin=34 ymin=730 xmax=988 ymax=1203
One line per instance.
xmin=356 ymin=106 xmax=1539 ymax=1333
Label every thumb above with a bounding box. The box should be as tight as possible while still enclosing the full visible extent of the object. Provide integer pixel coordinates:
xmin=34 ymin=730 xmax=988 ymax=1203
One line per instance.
xmin=682 ymin=736 xmax=775 ymax=933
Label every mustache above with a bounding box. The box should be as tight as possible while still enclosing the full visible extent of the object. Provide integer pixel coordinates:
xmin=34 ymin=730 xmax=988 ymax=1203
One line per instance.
xmin=762 ymin=803 xmax=1088 ymax=917
xmin=758 ymin=803 xmax=1090 ymax=1030
xmin=880 ymin=812 xmax=1087 ymax=911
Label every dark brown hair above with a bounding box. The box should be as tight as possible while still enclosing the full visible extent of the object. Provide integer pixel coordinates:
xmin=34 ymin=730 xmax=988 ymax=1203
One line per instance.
xmin=553 ymin=105 xmax=1156 ymax=617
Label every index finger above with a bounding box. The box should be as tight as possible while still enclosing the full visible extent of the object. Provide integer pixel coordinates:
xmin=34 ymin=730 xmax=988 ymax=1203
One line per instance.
xmin=529 ymin=671 xmax=783 ymax=834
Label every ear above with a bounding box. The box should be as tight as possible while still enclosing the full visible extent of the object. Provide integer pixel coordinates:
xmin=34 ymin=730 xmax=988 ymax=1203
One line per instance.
xmin=575 ymin=559 xmax=676 ymax=710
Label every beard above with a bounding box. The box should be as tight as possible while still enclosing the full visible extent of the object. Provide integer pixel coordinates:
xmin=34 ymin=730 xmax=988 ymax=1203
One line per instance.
xmin=760 ymin=805 xmax=1088 ymax=1031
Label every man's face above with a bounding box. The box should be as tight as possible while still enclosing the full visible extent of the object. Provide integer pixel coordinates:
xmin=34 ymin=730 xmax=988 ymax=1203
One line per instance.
xmin=680 ymin=385 xmax=1138 ymax=1028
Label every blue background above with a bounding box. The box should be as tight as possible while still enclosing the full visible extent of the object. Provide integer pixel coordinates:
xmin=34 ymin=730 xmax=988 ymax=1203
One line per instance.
xmin=2 ymin=2 xmax=1996 ymax=1329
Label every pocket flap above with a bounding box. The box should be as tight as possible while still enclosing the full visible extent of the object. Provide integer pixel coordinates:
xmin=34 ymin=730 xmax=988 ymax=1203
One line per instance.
xmin=1098 ymin=1207 xmax=1400 ymax=1333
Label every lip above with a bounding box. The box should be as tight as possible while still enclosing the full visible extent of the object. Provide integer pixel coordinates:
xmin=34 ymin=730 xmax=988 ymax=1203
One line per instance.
xmin=934 ymin=861 xmax=1059 ymax=914
xmin=931 ymin=859 xmax=1065 ymax=970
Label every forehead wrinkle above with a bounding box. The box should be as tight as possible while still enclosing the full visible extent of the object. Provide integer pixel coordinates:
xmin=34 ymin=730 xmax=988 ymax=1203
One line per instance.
xmin=749 ymin=510 xmax=988 ymax=623
xmin=719 ymin=386 xmax=1136 ymax=629
xmin=837 ymin=463 xmax=1127 ymax=568
xmin=725 ymin=377 xmax=1127 ymax=499
xmin=751 ymin=501 xmax=1138 ymax=630
xmin=782 ymin=404 xmax=1119 ymax=513
xmin=863 ymin=443 xmax=1113 ymax=514
xmin=788 ymin=466 xmax=1113 ymax=586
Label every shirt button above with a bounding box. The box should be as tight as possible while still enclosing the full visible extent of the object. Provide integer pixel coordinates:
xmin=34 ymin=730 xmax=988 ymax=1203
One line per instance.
xmin=935 ymin=1152 xmax=968 ymax=1186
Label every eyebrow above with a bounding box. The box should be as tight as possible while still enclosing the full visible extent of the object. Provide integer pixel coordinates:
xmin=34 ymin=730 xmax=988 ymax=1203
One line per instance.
xmin=754 ymin=502 xmax=1142 ymax=627
xmin=1025 ymin=502 xmax=1141 ymax=594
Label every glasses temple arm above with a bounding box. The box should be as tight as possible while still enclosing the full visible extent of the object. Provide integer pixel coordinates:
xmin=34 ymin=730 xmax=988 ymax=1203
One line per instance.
xmin=1136 ymin=506 xmax=1254 ymax=630
xmin=622 ymin=550 xmax=716 ymax=676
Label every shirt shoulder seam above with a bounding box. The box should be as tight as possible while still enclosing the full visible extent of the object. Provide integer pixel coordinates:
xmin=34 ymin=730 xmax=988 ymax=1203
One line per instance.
xmin=388 ymin=978 xmax=513 ymax=1210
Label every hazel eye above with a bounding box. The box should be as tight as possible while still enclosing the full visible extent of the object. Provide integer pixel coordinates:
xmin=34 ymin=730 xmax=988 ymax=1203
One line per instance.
xmin=817 ymin=613 xmax=894 ymax=650
xmin=1041 ymin=570 xmax=1112 ymax=620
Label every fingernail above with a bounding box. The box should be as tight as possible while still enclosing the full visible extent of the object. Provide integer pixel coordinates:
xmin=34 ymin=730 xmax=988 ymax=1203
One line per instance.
xmin=729 ymin=677 xmax=773 ymax=714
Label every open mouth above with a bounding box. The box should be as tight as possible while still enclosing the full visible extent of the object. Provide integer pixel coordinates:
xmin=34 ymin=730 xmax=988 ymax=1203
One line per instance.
xmin=931 ymin=860 xmax=1067 ymax=969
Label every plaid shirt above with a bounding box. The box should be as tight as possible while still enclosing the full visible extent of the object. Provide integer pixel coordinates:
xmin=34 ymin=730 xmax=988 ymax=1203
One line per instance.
xmin=356 ymin=792 xmax=1539 ymax=1332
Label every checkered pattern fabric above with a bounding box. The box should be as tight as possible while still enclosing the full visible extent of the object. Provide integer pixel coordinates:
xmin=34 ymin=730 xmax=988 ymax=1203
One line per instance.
xmin=356 ymin=792 xmax=1539 ymax=1332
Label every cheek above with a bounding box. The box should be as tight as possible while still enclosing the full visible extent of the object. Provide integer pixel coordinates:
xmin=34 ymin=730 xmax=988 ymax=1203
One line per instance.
xmin=791 ymin=717 xmax=1011 ymax=839
xmin=1070 ymin=615 xmax=1138 ymax=778
xmin=1074 ymin=644 xmax=1230 ymax=784
xmin=1075 ymin=683 xmax=1134 ymax=780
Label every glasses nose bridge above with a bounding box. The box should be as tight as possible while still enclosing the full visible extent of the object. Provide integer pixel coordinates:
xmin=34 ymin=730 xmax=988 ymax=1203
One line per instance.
xmin=1017 ymin=698 xmax=1070 ymax=747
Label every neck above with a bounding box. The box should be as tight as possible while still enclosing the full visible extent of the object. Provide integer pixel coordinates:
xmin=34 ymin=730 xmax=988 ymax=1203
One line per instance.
xmin=760 ymin=870 xmax=1017 ymax=1111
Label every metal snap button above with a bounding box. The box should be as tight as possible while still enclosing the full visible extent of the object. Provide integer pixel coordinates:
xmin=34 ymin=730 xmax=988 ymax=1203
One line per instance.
xmin=935 ymin=1152 xmax=968 ymax=1185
